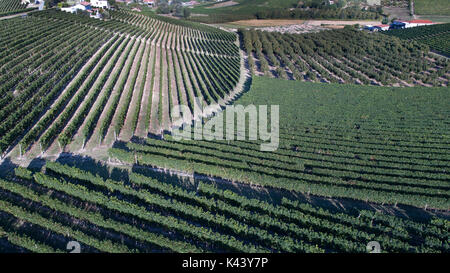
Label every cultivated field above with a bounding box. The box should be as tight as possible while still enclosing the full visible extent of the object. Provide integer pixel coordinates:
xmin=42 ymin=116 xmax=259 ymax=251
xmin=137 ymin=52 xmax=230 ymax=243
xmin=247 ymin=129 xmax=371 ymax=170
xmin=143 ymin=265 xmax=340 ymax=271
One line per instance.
xmin=190 ymin=0 xmax=380 ymax=23
xmin=384 ymin=23 xmax=450 ymax=56
xmin=0 ymin=4 xmax=448 ymax=254
xmin=1 ymin=77 xmax=449 ymax=252
xmin=0 ymin=158 xmax=446 ymax=253
xmin=205 ymin=0 xmax=239 ymax=9
xmin=0 ymin=9 xmax=243 ymax=161
xmin=240 ymin=28 xmax=449 ymax=86
xmin=229 ymin=19 xmax=306 ymax=27
xmin=110 ymin=77 xmax=450 ymax=211
xmin=0 ymin=0 xmax=32 ymax=17
xmin=414 ymin=0 xmax=450 ymax=16
xmin=227 ymin=19 xmax=381 ymax=31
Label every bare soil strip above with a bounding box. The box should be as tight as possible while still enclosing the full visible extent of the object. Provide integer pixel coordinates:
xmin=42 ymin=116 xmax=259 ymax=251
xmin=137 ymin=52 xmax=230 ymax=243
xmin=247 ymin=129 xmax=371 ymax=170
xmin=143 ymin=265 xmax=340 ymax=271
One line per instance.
xmin=19 ymin=35 xmax=117 ymax=159
xmin=307 ymin=20 xmax=380 ymax=26
xmin=26 ymin=36 xmax=121 ymax=158
xmin=0 ymin=12 xmax=30 ymax=20
xmin=167 ymin=37 xmax=180 ymax=129
xmin=135 ymin=44 xmax=156 ymax=138
xmin=172 ymin=49 xmax=189 ymax=109
xmin=230 ymin=19 xmax=306 ymax=27
xmin=119 ymin=40 xmax=151 ymax=141
xmin=69 ymin=37 xmax=131 ymax=152
xmin=176 ymin=50 xmax=197 ymax=111
xmin=85 ymin=38 xmax=139 ymax=150
xmin=205 ymin=0 xmax=238 ymax=9
xmin=51 ymin=37 xmax=128 ymax=154
xmin=149 ymin=43 xmax=162 ymax=134
xmin=160 ymin=35 xmax=171 ymax=131
xmin=103 ymin=40 xmax=145 ymax=146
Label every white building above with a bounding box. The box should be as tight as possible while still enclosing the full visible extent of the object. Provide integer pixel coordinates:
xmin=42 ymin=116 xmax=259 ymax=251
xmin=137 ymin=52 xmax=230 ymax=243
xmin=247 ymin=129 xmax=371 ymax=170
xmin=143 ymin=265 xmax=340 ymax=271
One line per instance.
xmin=391 ymin=19 xmax=434 ymax=29
xmin=182 ymin=1 xmax=197 ymax=7
xmin=407 ymin=20 xmax=434 ymax=27
xmin=143 ymin=0 xmax=154 ymax=7
xmin=366 ymin=0 xmax=381 ymax=5
xmin=374 ymin=24 xmax=390 ymax=31
xmin=91 ymin=0 xmax=109 ymax=9
xmin=61 ymin=4 xmax=86 ymax=13
xmin=90 ymin=9 xmax=103 ymax=18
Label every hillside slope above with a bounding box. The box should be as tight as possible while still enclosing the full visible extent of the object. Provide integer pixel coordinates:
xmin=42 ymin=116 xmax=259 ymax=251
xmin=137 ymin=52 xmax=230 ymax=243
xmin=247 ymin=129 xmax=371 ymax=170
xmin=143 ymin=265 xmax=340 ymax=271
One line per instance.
xmin=0 ymin=9 xmax=242 ymax=161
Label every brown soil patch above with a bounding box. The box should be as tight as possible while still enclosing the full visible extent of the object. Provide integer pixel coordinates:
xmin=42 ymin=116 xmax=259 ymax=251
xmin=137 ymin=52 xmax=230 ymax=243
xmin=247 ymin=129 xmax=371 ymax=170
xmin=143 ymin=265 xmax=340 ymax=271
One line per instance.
xmin=205 ymin=1 xmax=238 ymax=9
xmin=230 ymin=19 xmax=306 ymax=27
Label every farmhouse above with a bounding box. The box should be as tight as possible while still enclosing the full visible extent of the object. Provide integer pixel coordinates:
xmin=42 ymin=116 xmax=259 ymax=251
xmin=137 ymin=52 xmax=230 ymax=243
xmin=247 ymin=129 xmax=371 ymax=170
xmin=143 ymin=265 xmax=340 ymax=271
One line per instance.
xmin=390 ymin=20 xmax=407 ymax=29
xmin=143 ymin=0 xmax=155 ymax=7
xmin=373 ymin=24 xmax=389 ymax=31
xmin=390 ymin=20 xmax=433 ymax=29
xmin=21 ymin=0 xmax=44 ymax=5
xmin=61 ymin=3 xmax=88 ymax=13
xmin=91 ymin=0 xmax=109 ymax=9
xmin=61 ymin=1 xmax=109 ymax=17
xmin=89 ymin=8 xmax=103 ymax=18
xmin=363 ymin=25 xmax=375 ymax=31
xmin=407 ymin=19 xmax=434 ymax=27
xmin=182 ymin=1 xmax=197 ymax=7
xmin=79 ymin=1 xmax=92 ymax=9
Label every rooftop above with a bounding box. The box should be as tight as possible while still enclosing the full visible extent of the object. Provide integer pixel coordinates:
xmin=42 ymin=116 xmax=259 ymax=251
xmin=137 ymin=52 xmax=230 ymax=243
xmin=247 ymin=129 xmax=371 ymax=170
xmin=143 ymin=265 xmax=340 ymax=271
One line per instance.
xmin=408 ymin=20 xmax=433 ymax=24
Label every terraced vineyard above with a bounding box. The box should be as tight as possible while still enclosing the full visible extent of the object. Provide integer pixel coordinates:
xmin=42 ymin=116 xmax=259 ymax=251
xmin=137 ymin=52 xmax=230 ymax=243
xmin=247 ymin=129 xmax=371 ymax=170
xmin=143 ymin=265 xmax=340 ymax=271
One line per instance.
xmin=0 ymin=9 xmax=242 ymax=160
xmin=0 ymin=0 xmax=31 ymax=17
xmin=0 ymin=7 xmax=448 ymax=254
xmin=239 ymin=28 xmax=449 ymax=86
xmin=110 ymin=78 xmax=450 ymax=210
xmin=384 ymin=23 xmax=450 ymax=56
xmin=0 ymin=160 xmax=447 ymax=253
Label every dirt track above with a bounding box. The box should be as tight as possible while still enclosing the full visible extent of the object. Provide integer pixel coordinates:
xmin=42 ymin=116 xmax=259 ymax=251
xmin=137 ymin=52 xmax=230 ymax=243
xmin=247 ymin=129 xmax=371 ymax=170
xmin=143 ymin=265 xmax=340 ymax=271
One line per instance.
xmin=135 ymin=44 xmax=156 ymax=138
xmin=0 ymin=12 xmax=28 ymax=20
xmin=205 ymin=0 xmax=238 ymax=9
xmin=305 ymin=20 xmax=381 ymax=26
xmin=230 ymin=19 xmax=380 ymax=27
xmin=230 ymin=19 xmax=306 ymax=27
xmin=229 ymin=19 xmax=381 ymax=34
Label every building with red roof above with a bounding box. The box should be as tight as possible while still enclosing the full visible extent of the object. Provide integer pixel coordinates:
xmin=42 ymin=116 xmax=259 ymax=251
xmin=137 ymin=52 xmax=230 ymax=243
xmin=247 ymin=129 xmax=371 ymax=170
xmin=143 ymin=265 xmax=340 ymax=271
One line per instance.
xmin=408 ymin=20 xmax=433 ymax=24
xmin=390 ymin=19 xmax=434 ymax=29
xmin=406 ymin=20 xmax=434 ymax=28
xmin=374 ymin=24 xmax=390 ymax=31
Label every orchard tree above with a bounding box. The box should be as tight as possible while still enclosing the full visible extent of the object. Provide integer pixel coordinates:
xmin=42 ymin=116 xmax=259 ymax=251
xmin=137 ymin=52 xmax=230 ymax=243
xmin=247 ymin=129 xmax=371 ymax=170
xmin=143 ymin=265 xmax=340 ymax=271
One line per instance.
xmin=156 ymin=0 xmax=170 ymax=14
xmin=183 ymin=7 xmax=191 ymax=19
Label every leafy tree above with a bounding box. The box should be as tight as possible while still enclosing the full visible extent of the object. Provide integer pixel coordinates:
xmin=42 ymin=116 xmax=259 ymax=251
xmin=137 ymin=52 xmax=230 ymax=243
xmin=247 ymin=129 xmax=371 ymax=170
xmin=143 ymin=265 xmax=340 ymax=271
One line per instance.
xmin=183 ymin=8 xmax=191 ymax=19
xmin=107 ymin=0 xmax=118 ymax=9
xmin=156 ymin=0 xmax=170 ymax=14
xmin=45 ymin=0 xmax=63 ymax=8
